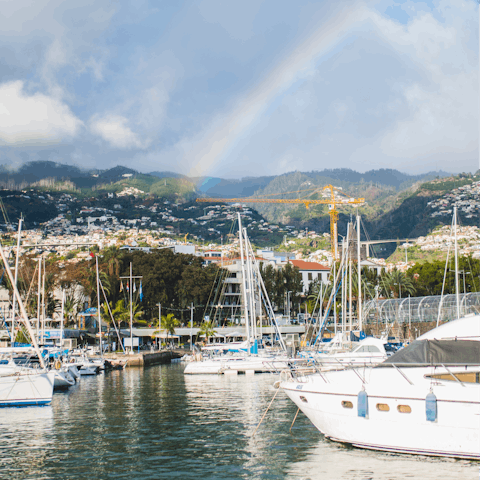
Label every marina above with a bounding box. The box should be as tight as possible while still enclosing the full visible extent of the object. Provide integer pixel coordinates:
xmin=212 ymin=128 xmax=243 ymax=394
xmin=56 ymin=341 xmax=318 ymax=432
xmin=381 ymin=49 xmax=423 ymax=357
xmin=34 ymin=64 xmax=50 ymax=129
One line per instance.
xmin=0 ymin=1 xmax=477 ymax=477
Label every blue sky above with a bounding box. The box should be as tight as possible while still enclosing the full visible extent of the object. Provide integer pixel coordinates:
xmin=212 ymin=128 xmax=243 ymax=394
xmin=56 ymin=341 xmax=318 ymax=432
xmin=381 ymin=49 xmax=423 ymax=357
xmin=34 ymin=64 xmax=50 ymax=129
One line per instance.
xmin=0 ymin=0 xmax=477 ymax=178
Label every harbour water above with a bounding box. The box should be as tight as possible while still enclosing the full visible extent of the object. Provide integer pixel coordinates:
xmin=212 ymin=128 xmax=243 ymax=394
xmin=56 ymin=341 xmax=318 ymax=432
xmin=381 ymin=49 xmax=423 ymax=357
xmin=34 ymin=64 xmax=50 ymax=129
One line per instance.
xmin=0 ymin=363 xmax=477 ymax=479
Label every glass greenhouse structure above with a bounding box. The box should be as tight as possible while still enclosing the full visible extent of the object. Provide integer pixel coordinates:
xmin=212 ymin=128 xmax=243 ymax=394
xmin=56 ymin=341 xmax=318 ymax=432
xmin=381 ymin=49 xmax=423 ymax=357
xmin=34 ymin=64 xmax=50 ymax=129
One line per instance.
xmin=363 ymin=293 xmax=480 ymax=326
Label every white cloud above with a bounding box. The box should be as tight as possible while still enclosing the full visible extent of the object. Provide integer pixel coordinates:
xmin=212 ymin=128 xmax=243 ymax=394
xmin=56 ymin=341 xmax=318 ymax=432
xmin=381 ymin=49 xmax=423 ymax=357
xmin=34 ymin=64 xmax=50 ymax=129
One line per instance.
xmin=89 ymin=114 xmax=146 ymax=149
xmin=0 ymin=80 xmax=82 ymax=145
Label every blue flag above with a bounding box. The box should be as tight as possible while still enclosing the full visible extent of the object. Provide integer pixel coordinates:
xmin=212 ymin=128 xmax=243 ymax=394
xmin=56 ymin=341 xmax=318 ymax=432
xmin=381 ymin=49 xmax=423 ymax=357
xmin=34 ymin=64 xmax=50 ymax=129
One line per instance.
xmin=139 ymin=280 xmax=144 ymax=302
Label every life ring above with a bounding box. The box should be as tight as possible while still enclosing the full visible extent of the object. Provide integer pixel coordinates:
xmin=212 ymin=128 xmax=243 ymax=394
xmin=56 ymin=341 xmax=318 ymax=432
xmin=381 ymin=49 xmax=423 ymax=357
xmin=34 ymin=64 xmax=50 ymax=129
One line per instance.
xmin=54 ymin=360 xmax=62 ymax=370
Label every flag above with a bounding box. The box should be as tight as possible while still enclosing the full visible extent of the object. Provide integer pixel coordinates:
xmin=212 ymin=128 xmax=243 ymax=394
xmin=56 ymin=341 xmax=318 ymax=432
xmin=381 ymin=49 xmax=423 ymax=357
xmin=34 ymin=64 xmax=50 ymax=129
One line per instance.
xmin=120 ymin=281 xmax=124 ymax=292
xmin=139 ymin=280 xmax=143 ymax=302
xmin=133 ymin=282 xmax=137 ymax=293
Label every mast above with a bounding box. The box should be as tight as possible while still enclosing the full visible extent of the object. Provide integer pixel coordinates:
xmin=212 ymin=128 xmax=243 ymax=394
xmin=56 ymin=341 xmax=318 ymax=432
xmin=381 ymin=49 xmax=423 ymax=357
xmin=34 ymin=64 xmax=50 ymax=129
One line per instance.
xmin=60 ymin=289 xmax=65 ymax=348
xmin=244 ymin=227 xmax=256 ymax=341
xmin=357 ymin=214 xmax=362 ymax=331
xmin=130 ymin=262 xmax=133 ymax=353
xmin=96 ymin=255 xmax=103 ymax=357
xmin=0 ymin=244 xmax=46 ymax=368
xmin=41 ymin=256 xmax=46 ymax=344
xmin=237 ymin=213 xmax=250 ymax=346
xmin=37 ymin=257 xmax=41 ymax=338
xmin=11 ymin=217 xmax=22 ymax=344
xmin=454 ymin=205 xmax=460 ymax=318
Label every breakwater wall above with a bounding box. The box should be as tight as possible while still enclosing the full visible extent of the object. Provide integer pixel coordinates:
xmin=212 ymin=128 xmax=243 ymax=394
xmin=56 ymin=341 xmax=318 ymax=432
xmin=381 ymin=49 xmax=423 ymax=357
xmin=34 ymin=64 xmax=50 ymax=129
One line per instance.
xmin=104 ymin=350 xmax=181 ymax=367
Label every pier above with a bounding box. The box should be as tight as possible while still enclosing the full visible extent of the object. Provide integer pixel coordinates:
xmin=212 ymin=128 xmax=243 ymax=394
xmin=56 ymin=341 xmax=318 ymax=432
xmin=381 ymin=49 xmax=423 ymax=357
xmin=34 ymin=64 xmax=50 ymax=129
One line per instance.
xmin=104 ymin=350 xmax=182 ymax=367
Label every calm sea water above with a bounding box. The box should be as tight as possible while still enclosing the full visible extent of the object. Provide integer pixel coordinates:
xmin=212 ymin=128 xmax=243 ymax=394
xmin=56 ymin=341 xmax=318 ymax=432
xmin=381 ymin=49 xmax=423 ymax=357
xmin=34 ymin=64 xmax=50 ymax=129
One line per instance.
xmin=0 ymin=363 xmax=477 ymax=480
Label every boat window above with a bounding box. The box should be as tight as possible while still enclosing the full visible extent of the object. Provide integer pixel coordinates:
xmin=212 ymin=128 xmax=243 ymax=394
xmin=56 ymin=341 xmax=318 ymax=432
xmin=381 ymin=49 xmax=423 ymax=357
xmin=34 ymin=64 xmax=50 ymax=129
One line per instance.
xmin=300 ymin=396 xmax=308 ymax=403
xmin=376 ymin=403 xmax=390 ymax=412
xmin=427 ymin=372 xmax=480 ymax=384
xmin=397 ymin=405 xmax=411 ymax=413
xmin=355 ymin=346 xmax=367 ymax=353
xmin=368 ymin=346 xmax=380 ymax=353
xmin=341 ymin=401 xmax=353 ymax=409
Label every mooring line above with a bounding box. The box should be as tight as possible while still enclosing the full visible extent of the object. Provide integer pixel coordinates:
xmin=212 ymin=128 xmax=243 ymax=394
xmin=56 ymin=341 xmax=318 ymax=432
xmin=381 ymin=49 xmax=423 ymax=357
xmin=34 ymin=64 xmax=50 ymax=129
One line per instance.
xmin=289 ymin=408 xmax=300 ymax=433
xmin=251 ymin=386 xmax=280 ymax=438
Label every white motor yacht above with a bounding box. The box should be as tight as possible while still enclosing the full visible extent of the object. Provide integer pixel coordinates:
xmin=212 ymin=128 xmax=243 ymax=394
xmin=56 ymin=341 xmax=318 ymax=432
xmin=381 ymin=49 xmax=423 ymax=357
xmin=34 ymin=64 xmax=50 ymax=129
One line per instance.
xmin=281 ymin=315 xmax=480 ymax=459
xmin=184 ymin=352 xmax=303 ymax=374
xmin=301 ymin=336 xmax=390 ymax=371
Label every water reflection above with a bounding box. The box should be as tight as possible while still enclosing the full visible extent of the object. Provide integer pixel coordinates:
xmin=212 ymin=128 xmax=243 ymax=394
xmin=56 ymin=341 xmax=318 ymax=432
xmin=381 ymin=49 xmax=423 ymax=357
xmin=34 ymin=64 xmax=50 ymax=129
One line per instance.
xmin=0 ymin=365 xmax=476 ymax=479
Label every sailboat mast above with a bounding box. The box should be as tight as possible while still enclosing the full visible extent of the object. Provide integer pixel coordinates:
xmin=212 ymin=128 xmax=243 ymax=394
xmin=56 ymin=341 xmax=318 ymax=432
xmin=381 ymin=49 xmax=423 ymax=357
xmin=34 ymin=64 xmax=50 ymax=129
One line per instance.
xmin=37 ymin=257 xmax=41 ymax=337
xmin=454 ymin=205 xmax=460 ymax=318
xmin=0 ymin=244 xmax=46 ymax=368
xmin=357 ymin=214 xmax=362 ymax=331
xmin=237 ymin=213 xmax=250 ymax=346
xmin=42 ymin=256 xmax=46 ymax=344
xmin=11 ymin=217 xmax=22 ymax=343
xmin=130 ymin=262 xmax=133 ymax=353
xmin=244 ymin=227 xmax=257 ymax=340
xmin=60 ymin=289 xmax=65 ymax=348
xmin=96 ymin=255 xmax=103 ymax=357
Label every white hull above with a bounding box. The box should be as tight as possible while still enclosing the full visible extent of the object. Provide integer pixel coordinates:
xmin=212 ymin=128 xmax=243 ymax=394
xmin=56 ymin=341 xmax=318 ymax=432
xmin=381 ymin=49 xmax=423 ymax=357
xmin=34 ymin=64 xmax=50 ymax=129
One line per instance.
xmin=282 ymin=366 xmax=480 ymax=459
xmin=53 ymin=369 xmax=76 ymax=389
xmin=0 ymin=371 xmax=55 ymax=406
xmin=184 ymin=355 xmax=303 ymax=374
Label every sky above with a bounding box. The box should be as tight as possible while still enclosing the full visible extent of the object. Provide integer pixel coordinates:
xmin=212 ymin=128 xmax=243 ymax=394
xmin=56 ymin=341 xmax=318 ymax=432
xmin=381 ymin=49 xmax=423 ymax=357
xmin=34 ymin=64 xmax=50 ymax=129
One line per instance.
xmin=0 ymin=0 xmax=478 ymax=178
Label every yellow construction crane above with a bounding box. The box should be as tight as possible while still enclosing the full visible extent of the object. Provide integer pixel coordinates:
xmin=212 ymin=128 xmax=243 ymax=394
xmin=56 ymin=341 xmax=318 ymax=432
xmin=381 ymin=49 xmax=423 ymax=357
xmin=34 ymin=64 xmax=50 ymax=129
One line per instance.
xmin=196 ymin=184 xmax=364 ymax=259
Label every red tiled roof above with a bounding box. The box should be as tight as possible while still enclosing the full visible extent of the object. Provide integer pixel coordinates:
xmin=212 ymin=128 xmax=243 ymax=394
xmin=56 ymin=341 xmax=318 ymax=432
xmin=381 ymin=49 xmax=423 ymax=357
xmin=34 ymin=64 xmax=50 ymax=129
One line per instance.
xmin=290 ymin=260 xmax=330 ymax=271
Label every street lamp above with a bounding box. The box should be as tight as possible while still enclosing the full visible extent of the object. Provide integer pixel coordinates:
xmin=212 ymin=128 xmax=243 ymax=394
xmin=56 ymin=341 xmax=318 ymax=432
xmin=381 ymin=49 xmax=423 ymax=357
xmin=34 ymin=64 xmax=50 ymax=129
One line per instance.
xmin=287 ymin=291 xmax=293 ymax=321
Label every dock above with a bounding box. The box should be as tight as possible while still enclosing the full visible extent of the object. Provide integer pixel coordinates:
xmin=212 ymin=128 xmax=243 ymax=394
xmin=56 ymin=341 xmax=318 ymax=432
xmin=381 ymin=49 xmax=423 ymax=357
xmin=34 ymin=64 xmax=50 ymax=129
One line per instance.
xmin=104 ymin=350 xmax=183 ymax=367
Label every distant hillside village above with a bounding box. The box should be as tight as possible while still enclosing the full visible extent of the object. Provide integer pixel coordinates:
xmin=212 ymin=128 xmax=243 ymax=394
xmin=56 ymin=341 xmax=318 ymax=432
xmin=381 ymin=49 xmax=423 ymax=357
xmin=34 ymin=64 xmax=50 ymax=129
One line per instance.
xmin=428 ymin=180 xmax=480 ymax=219
xmin=2 ymin=183 xmax=480 ymax=273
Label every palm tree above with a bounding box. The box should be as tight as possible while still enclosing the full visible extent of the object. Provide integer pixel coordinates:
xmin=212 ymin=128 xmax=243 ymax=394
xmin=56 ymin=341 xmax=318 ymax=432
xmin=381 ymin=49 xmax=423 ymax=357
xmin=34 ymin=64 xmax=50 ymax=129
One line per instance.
xmin=380 ymin=269 xmax=416 ymax=298
xmin=197 ymin=320 xmax=216 ymax=344
xmin=153 ymin=313 xmax=180 ymax=345
xmin=110 ymin=299 xmax=143 ymax=328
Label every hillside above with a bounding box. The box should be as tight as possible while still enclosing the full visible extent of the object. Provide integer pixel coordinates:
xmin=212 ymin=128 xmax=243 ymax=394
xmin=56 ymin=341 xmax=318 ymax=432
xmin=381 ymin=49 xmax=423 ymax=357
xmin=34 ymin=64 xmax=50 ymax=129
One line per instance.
xmin=0 ymin=161 xmax=475 ymax=258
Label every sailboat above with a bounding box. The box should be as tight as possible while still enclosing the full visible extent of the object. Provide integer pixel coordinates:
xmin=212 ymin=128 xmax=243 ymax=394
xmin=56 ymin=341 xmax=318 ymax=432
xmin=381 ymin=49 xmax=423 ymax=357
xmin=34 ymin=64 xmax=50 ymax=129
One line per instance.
xmin=0 ymin=242 xmax=55 ymax=406
xmin=184 ymin=214 xmax=304 ymax=375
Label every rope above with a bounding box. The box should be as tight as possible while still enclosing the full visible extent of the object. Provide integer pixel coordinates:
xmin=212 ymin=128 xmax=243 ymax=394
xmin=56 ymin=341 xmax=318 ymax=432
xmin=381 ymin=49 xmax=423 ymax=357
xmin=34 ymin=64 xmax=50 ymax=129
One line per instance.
xmin=289 ymin=408 xmax=300 ymax=433
xmin=251 ymin=386 xmax=280 ymax=438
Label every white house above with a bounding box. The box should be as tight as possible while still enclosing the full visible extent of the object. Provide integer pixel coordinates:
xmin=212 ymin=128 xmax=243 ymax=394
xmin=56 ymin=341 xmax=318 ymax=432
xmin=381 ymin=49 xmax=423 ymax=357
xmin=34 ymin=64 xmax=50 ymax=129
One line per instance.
xmin=290 ymin=260 xmax=330 ymax=295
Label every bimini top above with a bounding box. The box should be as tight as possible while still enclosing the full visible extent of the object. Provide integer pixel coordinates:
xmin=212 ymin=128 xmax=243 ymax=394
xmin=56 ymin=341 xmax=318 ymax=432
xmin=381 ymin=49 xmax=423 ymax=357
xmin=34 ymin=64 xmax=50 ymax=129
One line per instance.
xmin=380 ymin=339 xmax=480 ymax=366
xmin=418 ymin=314 xmax=480 ymax=342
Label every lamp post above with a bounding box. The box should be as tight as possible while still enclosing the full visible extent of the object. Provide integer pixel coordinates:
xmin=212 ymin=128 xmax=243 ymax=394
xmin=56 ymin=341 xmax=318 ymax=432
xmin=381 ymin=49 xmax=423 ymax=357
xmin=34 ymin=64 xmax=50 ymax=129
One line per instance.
xmin=394 ymin=283 xmax=402 ymax=299
xmin=157 ymin=303 xmax=161 ymax=350
xmin=287 ymin=291 xmax=292 ymax=321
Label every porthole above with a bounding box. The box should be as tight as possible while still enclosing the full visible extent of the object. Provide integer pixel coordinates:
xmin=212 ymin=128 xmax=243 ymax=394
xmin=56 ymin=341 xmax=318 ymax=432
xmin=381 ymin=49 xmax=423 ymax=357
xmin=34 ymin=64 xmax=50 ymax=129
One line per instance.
xmin=300 ymin=396 xmax=308 ymax=403
xmin=397 ymin=405 xmax=411 ymax=414
xmin=376 ymin=403 xmax=390 ymax=412
xmin=341 ymin=400 xmax=353 ymax=409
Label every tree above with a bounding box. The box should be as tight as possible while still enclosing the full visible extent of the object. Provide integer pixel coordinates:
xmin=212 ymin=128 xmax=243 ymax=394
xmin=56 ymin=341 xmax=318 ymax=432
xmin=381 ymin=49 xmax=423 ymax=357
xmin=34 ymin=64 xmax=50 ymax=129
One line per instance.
xmin=110 ymin=299 xmax=143 ymax=328
xmin=380 ymin=269 xmax=415 ymax=298
xmin=197 ymin=320 xmax=216 ymax=343
xmin=153 ymin=313 xmax=180 ymax=344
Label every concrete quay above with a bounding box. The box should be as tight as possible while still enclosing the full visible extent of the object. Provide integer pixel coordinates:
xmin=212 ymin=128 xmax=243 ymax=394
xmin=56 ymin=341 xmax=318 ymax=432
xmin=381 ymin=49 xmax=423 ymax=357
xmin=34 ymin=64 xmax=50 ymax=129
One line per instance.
xmin=104 ymin=350 xmax=182 ymax=367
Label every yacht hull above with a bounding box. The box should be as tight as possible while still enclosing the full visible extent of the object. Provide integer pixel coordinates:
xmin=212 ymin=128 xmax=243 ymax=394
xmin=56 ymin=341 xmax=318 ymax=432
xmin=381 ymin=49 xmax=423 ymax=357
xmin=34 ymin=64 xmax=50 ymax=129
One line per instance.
xmin=184 ymin=356 xmax=301 ymax=374
xmin=282 ymin=367 xmax=480 ymax=460
xmin=0 ymin=371 xmax=55 ymax=407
